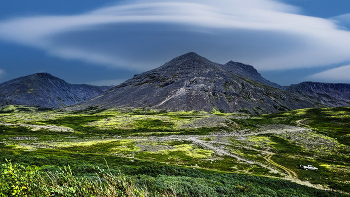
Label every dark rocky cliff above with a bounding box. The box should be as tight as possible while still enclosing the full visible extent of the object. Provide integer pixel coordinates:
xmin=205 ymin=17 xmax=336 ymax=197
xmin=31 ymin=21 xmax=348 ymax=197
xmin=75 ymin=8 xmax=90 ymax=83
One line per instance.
xmin=69 ymin=52 xmax=320 ymax=114
xmin=0 ymin=73 xmax=111 ymax=108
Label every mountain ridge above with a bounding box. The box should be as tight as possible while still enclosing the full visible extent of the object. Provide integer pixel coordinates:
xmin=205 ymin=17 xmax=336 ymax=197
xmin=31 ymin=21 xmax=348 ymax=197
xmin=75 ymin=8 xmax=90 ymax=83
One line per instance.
xmin=286 ymin=81 xmax=350 ymax=107
xmin=2 ymin=53 xmax=349 ymax=113
xmin=0 ymin=72 xmax=111 ymax=108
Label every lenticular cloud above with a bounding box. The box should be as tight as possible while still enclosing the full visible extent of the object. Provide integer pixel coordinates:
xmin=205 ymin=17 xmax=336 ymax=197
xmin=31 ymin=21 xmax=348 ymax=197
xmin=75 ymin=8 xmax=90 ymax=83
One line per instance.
xmin=1 ymin=0 xmax=350 ymax=71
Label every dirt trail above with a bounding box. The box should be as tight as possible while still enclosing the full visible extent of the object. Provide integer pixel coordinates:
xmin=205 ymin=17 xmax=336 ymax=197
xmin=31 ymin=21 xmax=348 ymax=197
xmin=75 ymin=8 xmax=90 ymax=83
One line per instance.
xmin=159 ymin=136 xmax=251 ymax=162
xmin=155 ymin=135 xmax=279 ymax=173
xmin=187 ymin=137 xmax=254 ymax=164
xmin=264 ymin=153 xmax=298 ymax=179
xmin=234 ymin=126 xmax=309 ymax=137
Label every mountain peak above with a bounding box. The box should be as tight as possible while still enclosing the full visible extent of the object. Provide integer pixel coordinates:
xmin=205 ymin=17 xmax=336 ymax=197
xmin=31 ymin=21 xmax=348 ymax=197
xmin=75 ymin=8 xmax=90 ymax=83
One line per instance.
xmin=224 ymin=60 xmax=283 ymax=89
xmin=34 ymin=72 xmax=51 ymax=75
xmin=224 ymin=60 xmax=260 ymax=78
xmin=225 ymin=61 xmax=258 ymax=73
xmin=154 ymin=52 xmax=217 ymax=73
xmin=180 ymin=52 xmax=201 ymax=58
xmin=33 ymin=72 xmax=53 ymax=77
xmin=173 ymin=52 xmax=209 ymax=62
xmin=28 ymin=72 xmax=60 ymax=81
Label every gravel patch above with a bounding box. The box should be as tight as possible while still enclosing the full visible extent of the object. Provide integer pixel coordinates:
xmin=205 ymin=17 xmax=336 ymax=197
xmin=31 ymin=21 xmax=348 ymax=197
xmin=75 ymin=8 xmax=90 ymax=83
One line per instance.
xmin=9 ymin=136 xmax=38 ymax=140
xmin=0 ymin=122 xmax=73 ymax=132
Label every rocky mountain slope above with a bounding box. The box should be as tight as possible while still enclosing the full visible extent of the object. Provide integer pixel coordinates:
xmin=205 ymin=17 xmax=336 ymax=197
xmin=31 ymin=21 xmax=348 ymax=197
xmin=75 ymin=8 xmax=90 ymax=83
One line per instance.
xmin=223 ymin=61 xmax=284 ymax=89
xmin=0 ymin=73 xmax=111 ymax=108
xmin=69 ymin=52 xmax=321 ymax=114
xmin=286 ymin=82 xmax=350 ymax=107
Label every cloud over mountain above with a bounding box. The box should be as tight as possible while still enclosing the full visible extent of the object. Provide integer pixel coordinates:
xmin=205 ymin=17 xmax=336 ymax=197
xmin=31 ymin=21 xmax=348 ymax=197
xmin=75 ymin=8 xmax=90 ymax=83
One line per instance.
xmin=1 ymin=0 xmax=350 ymax=72
xmin=308 ymin=65 xmax=350 ymax=83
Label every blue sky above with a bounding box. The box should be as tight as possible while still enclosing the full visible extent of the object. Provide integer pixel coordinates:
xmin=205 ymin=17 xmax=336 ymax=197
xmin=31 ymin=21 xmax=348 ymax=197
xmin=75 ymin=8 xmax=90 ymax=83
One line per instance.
xmin=0 ymin=0 xmax=350 ymax=86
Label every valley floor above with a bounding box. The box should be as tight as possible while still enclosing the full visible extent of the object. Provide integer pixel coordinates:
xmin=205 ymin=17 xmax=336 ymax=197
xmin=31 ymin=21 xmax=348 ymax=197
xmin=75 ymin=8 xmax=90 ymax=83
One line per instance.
xmin=0 ymin=105 xmax=349 ymax=196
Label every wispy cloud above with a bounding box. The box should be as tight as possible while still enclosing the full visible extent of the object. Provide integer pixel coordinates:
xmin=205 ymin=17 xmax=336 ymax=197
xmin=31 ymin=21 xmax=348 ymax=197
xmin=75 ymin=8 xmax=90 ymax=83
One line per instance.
xmin=0 ymin=69 xmax=5 ymax=77
xmin=307 ymin=65 xmax=350 ymax=83
xmin=330 ymin=13 xmax=350 ymax=29
xmin=1 ymin=0 xmax=350 ymax=71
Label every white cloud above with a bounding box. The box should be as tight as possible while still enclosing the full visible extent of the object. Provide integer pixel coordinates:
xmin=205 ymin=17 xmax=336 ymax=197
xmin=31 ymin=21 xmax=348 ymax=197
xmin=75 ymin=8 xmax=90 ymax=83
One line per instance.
xmin=307 ymin=65 xmax=350 ymax=83
xmin=48 ymin=47 xmax=137 ymax=69
xmin=0 ymin=0 xmax=350 ymax=71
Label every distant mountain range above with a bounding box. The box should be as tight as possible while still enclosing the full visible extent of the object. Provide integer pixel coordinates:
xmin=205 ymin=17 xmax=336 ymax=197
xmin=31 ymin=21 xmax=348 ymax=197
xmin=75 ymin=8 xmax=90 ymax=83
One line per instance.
xmin=0 ymin=73 xmax=111 ymax=108
xmin=1 ymin=52 xmax=349 ymax=113
xmin=287 ymin=82 xmax=350 ymax=107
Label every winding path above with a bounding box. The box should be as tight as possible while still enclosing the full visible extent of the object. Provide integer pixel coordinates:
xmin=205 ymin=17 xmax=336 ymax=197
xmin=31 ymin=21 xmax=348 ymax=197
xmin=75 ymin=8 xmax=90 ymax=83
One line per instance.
xmin=264 ymin=153 xmax=298 ymax=179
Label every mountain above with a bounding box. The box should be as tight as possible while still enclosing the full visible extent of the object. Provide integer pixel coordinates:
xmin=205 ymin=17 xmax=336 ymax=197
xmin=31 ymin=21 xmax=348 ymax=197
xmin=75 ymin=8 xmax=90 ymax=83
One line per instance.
xmin=69 ymin=52 xmax=320 ymax=114
xmin=223 ymin=61 xmax=284 ymax=89
xmin=0 ymin=73 xmax=111 ymax=108
xmin=286 ymin=82 xmax=350 ymax=107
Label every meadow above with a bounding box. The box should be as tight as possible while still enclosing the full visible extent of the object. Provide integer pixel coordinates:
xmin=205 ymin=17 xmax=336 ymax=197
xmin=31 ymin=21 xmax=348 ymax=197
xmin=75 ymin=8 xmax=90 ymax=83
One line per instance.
xmin=0 ymin=105 xmax=349 ymax=196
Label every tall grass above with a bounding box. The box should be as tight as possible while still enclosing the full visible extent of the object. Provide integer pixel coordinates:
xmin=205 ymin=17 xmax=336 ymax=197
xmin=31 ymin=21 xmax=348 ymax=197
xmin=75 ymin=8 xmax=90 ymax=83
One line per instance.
xmin=0 ymin=160 xmax=149 ymax=197
xmin=1 ymin=160 xmax=348 ymax=197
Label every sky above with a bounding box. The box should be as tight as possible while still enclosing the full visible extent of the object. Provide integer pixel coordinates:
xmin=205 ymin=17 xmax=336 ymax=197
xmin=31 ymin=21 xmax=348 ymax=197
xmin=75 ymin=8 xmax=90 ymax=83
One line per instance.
xmin=0 ymin=0 xmax=350 ymax=86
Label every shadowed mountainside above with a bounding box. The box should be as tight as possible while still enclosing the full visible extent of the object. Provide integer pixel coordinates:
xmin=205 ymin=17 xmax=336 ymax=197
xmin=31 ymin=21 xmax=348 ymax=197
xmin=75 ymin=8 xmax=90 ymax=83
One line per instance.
xmin=69 ymin=52 xmax=321 ymax=114
xmin=0 ymin=73 xmax=111 ymax=108
xmin=287 ymin=82 xmax=350 ymax=107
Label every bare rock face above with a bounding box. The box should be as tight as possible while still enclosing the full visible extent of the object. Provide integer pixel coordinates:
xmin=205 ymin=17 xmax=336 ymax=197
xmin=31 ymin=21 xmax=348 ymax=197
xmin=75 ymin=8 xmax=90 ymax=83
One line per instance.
xmin=286 ymin=82 xmax=350 ymax=107
xmin=70 ymin=52 xmax=320 ymax=114
xmin=0 ymin=73 xmax=111 ymax=108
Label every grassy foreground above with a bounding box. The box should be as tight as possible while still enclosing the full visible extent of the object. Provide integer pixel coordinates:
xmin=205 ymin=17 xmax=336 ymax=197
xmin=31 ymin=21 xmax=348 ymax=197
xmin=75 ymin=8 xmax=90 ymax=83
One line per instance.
xmin=0 ymin=105 xmax=349 ymax=196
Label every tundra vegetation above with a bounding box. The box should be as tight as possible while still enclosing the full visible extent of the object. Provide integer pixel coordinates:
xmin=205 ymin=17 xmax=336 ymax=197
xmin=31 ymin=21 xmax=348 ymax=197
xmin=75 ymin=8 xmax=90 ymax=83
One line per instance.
xmin=0 ymin=105 xmax=349 ymax=196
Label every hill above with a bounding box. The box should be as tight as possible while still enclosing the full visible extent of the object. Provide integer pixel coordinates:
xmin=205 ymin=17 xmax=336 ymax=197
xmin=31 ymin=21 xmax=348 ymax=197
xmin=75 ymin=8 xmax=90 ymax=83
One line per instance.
xmin=0 ymin=73 xmax=110 ymax=108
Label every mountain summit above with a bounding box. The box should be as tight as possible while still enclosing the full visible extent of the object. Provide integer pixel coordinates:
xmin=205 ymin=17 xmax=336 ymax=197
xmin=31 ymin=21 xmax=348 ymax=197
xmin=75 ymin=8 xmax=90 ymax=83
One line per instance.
xmin=69 ymin=53 xmax=319 ymax=114
xmin=0 ymin=73 xmax=110 ymax=108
